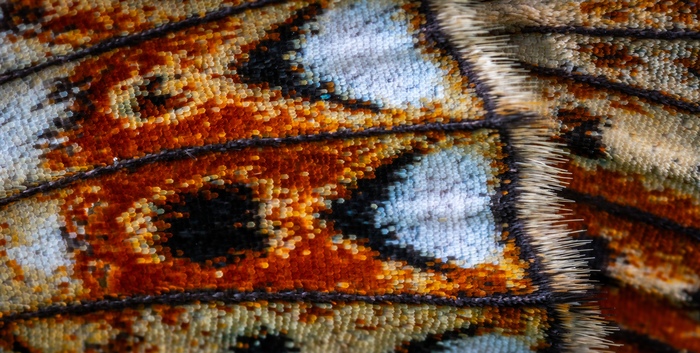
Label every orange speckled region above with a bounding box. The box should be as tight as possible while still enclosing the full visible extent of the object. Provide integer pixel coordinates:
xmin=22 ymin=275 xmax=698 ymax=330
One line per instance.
xmin=0 ymin=130 xmax=536 ymax=313
xmin=565 ymin=162 xmax=700 ymax=229
xmin=0 ymin=0 xmax=261 ymax=74
xmin=0 ymin=302 xmax=553 ymax=352
xmin=601 ymin=286 xmax=700 ymax=352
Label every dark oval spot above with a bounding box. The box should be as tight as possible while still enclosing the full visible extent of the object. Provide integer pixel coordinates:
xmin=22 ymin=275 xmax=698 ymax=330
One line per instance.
xmin=228 ymin=327 xmax=300 ymax=353
xmin=157 ymin=183 xmax=267 ymax=264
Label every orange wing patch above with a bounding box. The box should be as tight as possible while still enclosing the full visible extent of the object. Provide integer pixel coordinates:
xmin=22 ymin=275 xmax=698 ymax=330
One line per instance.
xmin=41 ymin=0 xmax=484 ymax=171
xmin=51 ymin=130 xmax=533 ymax=301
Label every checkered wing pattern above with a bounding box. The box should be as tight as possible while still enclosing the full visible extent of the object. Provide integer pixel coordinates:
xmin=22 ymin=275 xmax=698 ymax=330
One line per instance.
xmin=6 ymin=0 xmax=696 ymax=352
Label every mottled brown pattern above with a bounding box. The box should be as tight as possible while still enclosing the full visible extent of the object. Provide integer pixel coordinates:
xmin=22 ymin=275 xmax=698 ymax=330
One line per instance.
xmin=0 ymin=0 xmax=258 ymax=73
xmin=578 ymin=42 xmax=643 ymax=71
xmin=579 ymin=0 xmax=699 ymax=28
xmin=0 ymin=302 xmax=552 ymax=352
xmin=567 ymin=202 xmax=700 ymax=294
xmin=601 ymin=286 xmax=700 ymax=352
xmin=14 ymin=0 xmax=700 ymax=351
xmin=566 ymin=162 xmax=700 ymax=229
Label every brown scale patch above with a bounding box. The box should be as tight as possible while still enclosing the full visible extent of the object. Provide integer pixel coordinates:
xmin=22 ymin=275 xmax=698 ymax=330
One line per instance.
xmin=578 ymin=42 xmax=643 ymax=71
xmin=555 ymin=107 xmax=607 ymax=159
xmin=150 ymin=305 xmax=188 ymax=326
xmin=567 ymin=202 xmax=700 ymax=286
xmin=0 ymin=335 xmax=37 ymax=353
xmin=98 ymin=333 xmax=155 ymax=353
xmin=606 ymin=10 xmax=631 ymax=23
xmin=557 ymin=107 xmax=600 ymax=125
xmin=5 ymin=260 xmax=24 ymax=282
xmin=51 ymin=131 xmax=532 ymax=302
xmin=609 ymin=99 xmax=649 ymax=116
xmin=601 ymin=286 xmax=700 ymax=352
xmin=3 ymin=0 xmax=253 ymax=46
xmin=579 ymin=0 xmax=698 ymax=28
xmin=0 ymin=0 xmax=45 ymax=32
xmin=40 ymin=4 xmax=149 ymax=44
xmin=538 ymin=75 xmax=598 ymax=100
xmin=579 ymin=2 xmax=628 ymax=24
xmin=563 ymin=81 xmax=600 ymax=101
xmin=675 ymin=56 xmax=700 ymax=79
xmin=566 ymin=161 xmax=700 ymax=229
xmin=297 ymin=305 xmax=335 ymax=324
xmin=539 ymin=76 xmax=666 ymax=117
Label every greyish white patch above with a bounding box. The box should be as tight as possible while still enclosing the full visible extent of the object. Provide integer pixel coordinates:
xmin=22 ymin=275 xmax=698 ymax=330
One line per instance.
xmin=0 ymin=65 xmax=77 ymax=197
xmin=374 ymin=145 xmax=503 ymax=268
xmin=300 ymin=0 xmax=449 ymax=108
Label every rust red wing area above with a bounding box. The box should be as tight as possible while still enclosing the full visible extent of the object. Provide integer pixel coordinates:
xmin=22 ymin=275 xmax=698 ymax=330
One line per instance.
xmin=0 ymin=130 xmax=537 ymax=315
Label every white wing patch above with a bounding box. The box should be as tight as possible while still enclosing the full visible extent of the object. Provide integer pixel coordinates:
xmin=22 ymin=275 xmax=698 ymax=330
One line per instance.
xmin=301 ymin=0 xmax=449 ymax=108
xmin=374 ymin=145 xmax=503 ymax=268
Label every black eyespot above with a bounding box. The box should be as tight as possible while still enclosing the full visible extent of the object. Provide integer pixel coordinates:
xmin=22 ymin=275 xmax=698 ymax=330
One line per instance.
xmin=157 ymin=183 xmax=267 ymax=264
xmin=227 ymin=327 xmax=300 ymax=353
